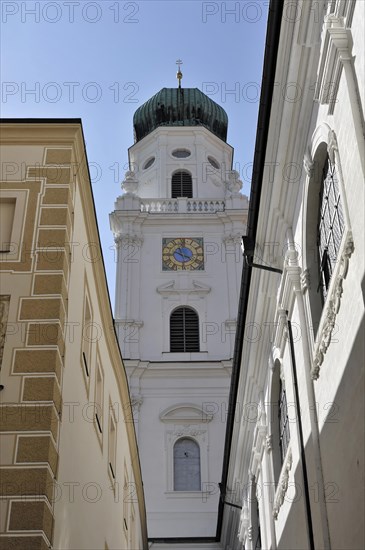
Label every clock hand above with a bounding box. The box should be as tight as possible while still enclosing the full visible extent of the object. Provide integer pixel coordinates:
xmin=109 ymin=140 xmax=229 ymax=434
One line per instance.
xmin=176 ymin=248 xmax=190 ymax=262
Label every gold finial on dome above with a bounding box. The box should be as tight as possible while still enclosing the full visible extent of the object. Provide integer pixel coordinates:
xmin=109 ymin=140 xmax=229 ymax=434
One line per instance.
xmin=176 ymin=59 xmax=183 ymax=88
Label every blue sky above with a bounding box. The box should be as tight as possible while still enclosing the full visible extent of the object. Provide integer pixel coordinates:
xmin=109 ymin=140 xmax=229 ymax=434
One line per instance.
xmin=1 ymin=0 xmax=269 ymax=305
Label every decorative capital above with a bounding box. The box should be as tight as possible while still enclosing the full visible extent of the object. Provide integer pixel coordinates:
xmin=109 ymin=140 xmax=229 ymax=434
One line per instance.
xmin=265 ymin=434 xmax=273 ymax=453
xmin=303 ymin=147 xmax=314 ymax=176
xmin=327 ymin=129 xmax=339 ymax=164
xmin=223 ymin=233 xmax=242 ymax=246
xmin=225 ymin=169 xmax=243 ymax=196
xmin=115 ymin=233 xmax=144 ymax=247
xmin=130 ymin=394 xmax=143 ymax=412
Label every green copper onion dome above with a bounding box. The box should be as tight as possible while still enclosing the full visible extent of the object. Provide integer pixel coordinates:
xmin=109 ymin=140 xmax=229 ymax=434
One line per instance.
xmin=133 ymin=88 xmax=228 ymax=143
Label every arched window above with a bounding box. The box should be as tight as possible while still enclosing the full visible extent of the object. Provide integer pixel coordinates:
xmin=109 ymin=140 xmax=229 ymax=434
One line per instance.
xmin=278 ymin=377 xmax=290 ymax=464
xmin=270 ymin=359 xmax=290 ymax=485
xmin=170 ymin=307 xmax=199 ymax=352
xmin=171 ymin=170 xmax=193 ymax=198
xmin=173 ymin=438 xmax=201 ymax=491
xmin=317 ymin=154 xmax=345 ymax=304
xmin=305 ymin=138 xmax=347 ymax=335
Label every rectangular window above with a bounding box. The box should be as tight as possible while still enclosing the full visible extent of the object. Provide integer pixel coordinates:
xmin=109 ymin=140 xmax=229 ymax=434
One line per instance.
xmin=0 ymin=296 xmax=10 ymax=368
xmin=130 ymin=504 xmax=135 ymax=548
xmin=82 ymin=297 xmax=92 ymax=377
xmin=108 ymin=412 xmax=117 ymax=480
xmin=0 ymin=198 xmax=16 ymax=253
xmin=123 ymin=467 xmax=129 ymax=535
xmin=94 ymin=363 xmax=104 ymax=434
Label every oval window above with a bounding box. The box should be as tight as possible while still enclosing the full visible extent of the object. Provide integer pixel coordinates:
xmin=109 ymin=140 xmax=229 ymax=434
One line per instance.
xmin=172 ymin=149 xmax=191 ymax=159
xmin=208 ymin=156 xmax=220 ymax=169
xmin=143 ymin=157 xmax=155 ymax=170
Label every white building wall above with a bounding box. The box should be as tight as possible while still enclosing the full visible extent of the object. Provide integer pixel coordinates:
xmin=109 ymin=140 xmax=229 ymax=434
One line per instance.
xmin=221 ymin=1 xmax=364 ymax=549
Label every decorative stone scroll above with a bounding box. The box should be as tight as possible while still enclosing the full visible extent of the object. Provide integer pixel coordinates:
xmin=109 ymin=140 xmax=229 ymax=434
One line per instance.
xmin=272 ymin=447 xmax=293 ymax=520
xmin=311 ymin=230 xmax=354 ymax=379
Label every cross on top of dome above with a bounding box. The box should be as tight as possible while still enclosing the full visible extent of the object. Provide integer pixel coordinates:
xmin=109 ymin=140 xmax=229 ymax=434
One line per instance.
xmin=176 ymin=59 xmax=183 ymax=88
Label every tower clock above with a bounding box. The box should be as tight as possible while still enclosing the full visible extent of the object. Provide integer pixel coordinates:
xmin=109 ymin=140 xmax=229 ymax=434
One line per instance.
xmin=162 ymin=237 xmax=204 ymax=271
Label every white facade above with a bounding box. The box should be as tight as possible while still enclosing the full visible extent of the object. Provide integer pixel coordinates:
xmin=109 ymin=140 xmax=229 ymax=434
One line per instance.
xmin=220 ymin=1 xmax=364 ymax=549
xmin=111 ymin=121 xmax=248 ymax=538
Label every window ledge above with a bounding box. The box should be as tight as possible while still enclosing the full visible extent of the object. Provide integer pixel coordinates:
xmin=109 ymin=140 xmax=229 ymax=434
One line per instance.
xmin=164 ymin=490 xmax=209 ymax=499
xmin=162 ymin=352 xmax=208 ymax=361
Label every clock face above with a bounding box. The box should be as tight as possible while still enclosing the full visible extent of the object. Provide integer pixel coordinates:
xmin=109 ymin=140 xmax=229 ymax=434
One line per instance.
xmin=162 ymin=238 xmax=204 ymax=271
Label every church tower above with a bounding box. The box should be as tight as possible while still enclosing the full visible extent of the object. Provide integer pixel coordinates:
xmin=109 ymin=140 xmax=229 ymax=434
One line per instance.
xmin=110 ymin=68 xmax=248 ymax=539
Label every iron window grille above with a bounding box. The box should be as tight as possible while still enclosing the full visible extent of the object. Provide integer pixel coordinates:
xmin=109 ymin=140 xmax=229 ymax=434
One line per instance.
xmin=317 ymin=156 xmax=345 ymax=303
xmin=171 ymin=171 xmax=193 ymax=198
xmin=170 ymin=307 xmax=199 ymax=352
xmin=279 ymin=378 xmax=290 ymax=464
xmin=254 ymin=498 xmax=262 ymax=550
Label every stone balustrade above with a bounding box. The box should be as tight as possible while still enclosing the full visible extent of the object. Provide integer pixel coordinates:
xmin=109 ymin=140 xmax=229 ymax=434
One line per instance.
xmin=140 ymin=198 xmax=226 ymax=213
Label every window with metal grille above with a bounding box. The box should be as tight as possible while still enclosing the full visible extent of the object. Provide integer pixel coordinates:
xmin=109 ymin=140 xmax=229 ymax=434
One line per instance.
xmin=170 ymin=307 xmax=199 ymax=352
xmin=171 ymin=171 xmax=193 ymax=198
xmin=317 ymin=155 xmax=345 ymax=303
xmin=279 ymin=378 xmax=290 ymax=464
xmin=82 ymin=297 xmax=92 ymax=378
xmin=173 ymin=438 xmax=201 ymax=491
xmin=254 ymin=497 xmax=262 ymax=550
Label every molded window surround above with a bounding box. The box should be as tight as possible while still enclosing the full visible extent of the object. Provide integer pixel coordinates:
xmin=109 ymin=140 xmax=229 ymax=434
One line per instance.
xmin=0 ymin=189 xmax=27 ymax=262
xmin=304 ymin=127 xmax=353 ymax=378
xmin=160 ymin=403 xmax=212 ymax=494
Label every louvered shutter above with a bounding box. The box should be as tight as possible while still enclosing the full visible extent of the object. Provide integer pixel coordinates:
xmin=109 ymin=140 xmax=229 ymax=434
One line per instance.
xmin=170 ymin=307 xmax=199 ymax=352
xmin=171 ymin=171 xmax=193 ymax=198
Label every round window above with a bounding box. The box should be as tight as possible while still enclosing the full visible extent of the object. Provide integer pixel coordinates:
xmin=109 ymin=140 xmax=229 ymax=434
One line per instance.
xmin=143 ymin=157 xmax=155 ymax=170
xmin=172 ymin=149 xmax=191 ymax=159
xmin=207 ymin=156 xmax=220 ymax=169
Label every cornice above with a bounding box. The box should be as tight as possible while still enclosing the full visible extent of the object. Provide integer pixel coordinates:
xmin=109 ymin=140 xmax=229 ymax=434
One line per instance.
xmin=156 ymin=279 xmax=211 ymax=297
xmin=159 ymin=403 xmax=213 ymax=424
xmin=315 ymin=15 xmax=353 ymax=112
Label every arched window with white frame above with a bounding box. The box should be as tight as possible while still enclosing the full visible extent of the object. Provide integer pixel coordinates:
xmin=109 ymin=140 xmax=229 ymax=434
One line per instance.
xmin=173 ymin=437 xmax=201 ymax=491
xmin=305 ymin=137 xmax=347 ymax=334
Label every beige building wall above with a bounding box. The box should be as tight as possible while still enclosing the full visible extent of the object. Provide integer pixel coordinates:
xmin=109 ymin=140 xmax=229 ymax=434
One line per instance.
xmin=0 ymin=121 xmax=148 ymax=550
